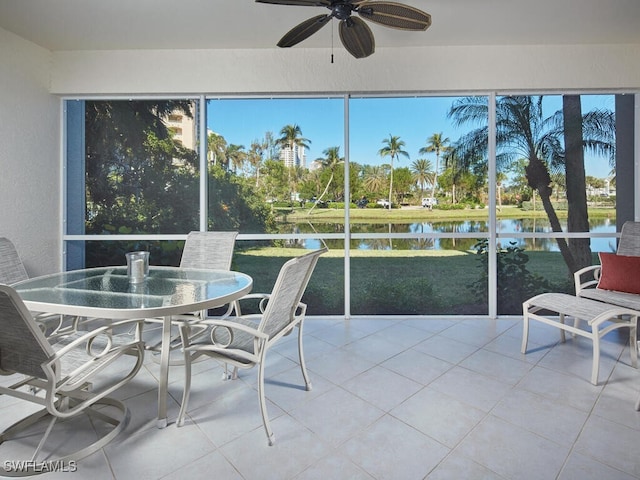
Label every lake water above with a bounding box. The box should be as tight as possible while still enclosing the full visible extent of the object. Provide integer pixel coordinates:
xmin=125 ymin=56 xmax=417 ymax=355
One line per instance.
xmin=281 ymin=217 xmax=618 ymax=252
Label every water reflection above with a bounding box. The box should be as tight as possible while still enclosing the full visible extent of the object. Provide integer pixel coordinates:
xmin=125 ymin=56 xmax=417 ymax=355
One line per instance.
xmin=280 ymin=217 xmax=617 ymax=252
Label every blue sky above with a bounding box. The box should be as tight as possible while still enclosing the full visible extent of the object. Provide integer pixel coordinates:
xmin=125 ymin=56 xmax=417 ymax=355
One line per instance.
xmin=207 ymin=94 xmax=615 ymax=181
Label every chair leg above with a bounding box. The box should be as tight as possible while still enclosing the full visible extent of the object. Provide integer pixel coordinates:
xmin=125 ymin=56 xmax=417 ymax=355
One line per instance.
xmin=222 ymin=364 xmax=238 ymax=380
xmin=176 ymin=326 xmax=192 ymax=427
xmin=297 ymin=323 xmax=312 ymax=391
xmin=591 ymin=330 xmax=601 ymax=385
xmin=629 ymin=317 xmax=638 ymax=369
xmin=559 ymin=313 xmax=566 ymax=342
xmin=257 ymin=361 xmax=275 ymax=446
xmin=0 ymin=397 xmax=128 ymax=476
xmin=521 ymin=306 xmax=530 ymax=354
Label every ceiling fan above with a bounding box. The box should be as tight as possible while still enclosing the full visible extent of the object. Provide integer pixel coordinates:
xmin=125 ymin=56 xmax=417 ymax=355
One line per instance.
xmin=255 ymin=0 xmax=432 ymax=59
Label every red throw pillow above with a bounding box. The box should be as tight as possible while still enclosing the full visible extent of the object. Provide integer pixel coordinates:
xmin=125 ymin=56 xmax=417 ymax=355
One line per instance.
xmin=597 ymin=252 xmax=640 ymax=294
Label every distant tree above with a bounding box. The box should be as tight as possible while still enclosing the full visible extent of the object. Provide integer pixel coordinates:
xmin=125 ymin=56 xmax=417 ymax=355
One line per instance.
xmin=207 ymin=131 xmax=227 ymax=167
xmin=260 ymin=159 xmax=288 ymax=204
xmin=308 ymin=146 xmax=343 ymax=214
xmin=277 ymin=124 xmax=311 ymax=202
xmin=419 ymin=132 xmax=450 ymax=209
xmin=393 ymin=167 xmax=414 ymax=204
xmin=276 ymin=124 xmax=311 ymax=160
xmin=585 ymin=175 xmax=605 ymax=189
xmin=362 ymin=165 xmax=388 ymax=199
xmin=225 ymin=143 xmax=246 ymax=174
xmin=379 ymin=135 xmax=409 ymax=208
xmin=410 ymin=158 xmax=434 ymax=200
xmin=247 ymin=138 xmax=267 ymax=187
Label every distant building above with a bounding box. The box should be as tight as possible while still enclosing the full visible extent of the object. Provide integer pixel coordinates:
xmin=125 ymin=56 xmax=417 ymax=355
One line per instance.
xmin=279 ymin=144 xmax=306 ymax=169
xmin=163 ymin=102 xmax=198 ymax=150
xmin=308 ymin=159 xmax=323 ymax=172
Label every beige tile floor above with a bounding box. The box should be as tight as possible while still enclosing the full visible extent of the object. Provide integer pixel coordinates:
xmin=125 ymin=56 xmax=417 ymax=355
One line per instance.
xmin=1 ymin=317 xmax=640 ymax=479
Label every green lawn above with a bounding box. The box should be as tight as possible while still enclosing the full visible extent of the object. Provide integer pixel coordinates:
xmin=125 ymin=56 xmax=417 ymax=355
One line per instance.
xmin=234 ymin=246 xmax=575 ymax=316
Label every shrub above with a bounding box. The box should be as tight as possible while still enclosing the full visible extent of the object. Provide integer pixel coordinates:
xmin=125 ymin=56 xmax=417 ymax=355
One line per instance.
xmin=351 ymin=277 xmax=442 ymax=314
xmin=469 ymin=239 xmax=553 ymax=314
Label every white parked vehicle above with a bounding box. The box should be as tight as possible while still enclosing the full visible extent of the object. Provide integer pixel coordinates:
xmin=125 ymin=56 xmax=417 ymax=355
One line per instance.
xmin=421 ymin=197 xmax=438 ymax=207
xmin=376 ymin=199 xmax=391 ymax=208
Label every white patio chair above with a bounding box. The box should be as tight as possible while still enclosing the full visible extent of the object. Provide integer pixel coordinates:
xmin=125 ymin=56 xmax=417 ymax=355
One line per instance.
xmin=145 ymin=231 xmax=239 ymax=356
xmin=574 ymin=221 xmax=640 ymax=306
xmin=0 ymin=237 xmax=76 ymax=335
xmin=176 ymin=247 xmax=327 ymax=446
xmin=0 ymin=284 xmax=145 ymax=476
xmin=0 ymin=237 xmax=29 ymax=285
xmin=178 ymin=230 xmax=239 ymax=320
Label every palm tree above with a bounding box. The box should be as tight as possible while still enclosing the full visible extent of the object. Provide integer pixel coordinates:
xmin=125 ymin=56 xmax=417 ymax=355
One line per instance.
xmin=247 ymin=139 xmax=267 ymax=187
xmin=378 ymin=135 xmax=409 ymax=209
xmin=410 ymin=158 xmax=434 ymax=201
xmin=277 ymin=124 xmax=311 ymax=202
xmin=362 ymin=165 xmax=387 ymax=198
xmin=207 ymin=131 xmax=227 ymax=167
xmin=442 ymin=147 xmax=468 ymax=204
xmin=225 ymin=143 xmax=246 ymax=174
xmin=276 ymin=124 xmax=311 ymax=165
xmin=448 ymin=95 xmax=615 ymax=274
xmin=308 ymin=146 xmax=344 ymax=214
xmin=419 ymin=132 xmax=450 ymax=208
xmin=496 ymin=171 xmax=507 ymax=211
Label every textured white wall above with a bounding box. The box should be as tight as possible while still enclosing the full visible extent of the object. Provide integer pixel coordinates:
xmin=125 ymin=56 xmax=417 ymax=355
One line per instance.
xmin=50 ymin=44 xmax=640 ymax=95
xmin=0 ymin=28 xmax=60 ymax=276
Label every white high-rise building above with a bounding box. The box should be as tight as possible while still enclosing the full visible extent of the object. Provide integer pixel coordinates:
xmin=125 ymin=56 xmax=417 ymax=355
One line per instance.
xmin=279 ymin=144 xmax=306 ymax=169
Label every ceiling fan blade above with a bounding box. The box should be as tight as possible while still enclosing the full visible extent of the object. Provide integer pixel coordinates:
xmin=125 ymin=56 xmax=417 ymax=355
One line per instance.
xmin=255 ymin=0 xmax=330 ymax=6
xmin=357 ymin=1 xmax=431 ymax=31
xmin=339 ymin=17 xmax=375 ymax=59
xmin=278 ymin=14 xmax=332 ymax=48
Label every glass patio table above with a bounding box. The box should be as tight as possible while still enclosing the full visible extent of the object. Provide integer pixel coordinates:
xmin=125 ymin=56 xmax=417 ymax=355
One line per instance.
xmin=13 ymin=266 xmax=253 ymax=428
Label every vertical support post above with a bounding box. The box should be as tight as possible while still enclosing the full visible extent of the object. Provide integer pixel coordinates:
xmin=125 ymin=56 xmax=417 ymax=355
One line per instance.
xmin=488 ymin=93 xmax=498 ymax=318
xmin=344 ymin=94 xmax=351 ymax=320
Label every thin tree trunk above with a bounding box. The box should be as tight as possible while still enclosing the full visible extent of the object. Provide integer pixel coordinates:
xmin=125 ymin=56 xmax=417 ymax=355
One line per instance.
xmin=526 ymin=157 xmax=577 ymax=274
xmin=430 ymin=155 xmax=438 ymax=210
xmin=388 ymin=157 xmax=394 ymax=210
xmin=307 ymin=174 xmax=333 ymax=215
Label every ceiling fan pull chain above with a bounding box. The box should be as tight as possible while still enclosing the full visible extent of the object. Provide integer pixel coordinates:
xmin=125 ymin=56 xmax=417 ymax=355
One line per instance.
xmin=331 ymin=19 xmax=334 ymax=63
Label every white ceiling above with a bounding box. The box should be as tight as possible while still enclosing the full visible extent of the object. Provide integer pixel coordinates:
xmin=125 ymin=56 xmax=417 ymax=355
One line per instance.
xmin=0 ymin=0 xmax=639 ymax=52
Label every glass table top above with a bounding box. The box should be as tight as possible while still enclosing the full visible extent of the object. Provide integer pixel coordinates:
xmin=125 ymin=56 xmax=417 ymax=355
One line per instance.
xmin=14 ymin=266 xmax=253 ymax=318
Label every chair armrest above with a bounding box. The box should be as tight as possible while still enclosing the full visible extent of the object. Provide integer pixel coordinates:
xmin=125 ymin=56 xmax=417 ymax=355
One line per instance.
xmin=234 ymin=294 xmax=306 ymax=317
xmin=181 ymin=318 xmax=268 ymax=364
xmin=194 ymin=318 xmax=269 ymax=344
xmin=574 ymin=265 xmax=601 ymax=295
xmin=42 ymin=319 xmax=145 ymax=414
xmin=47 ymin=318 xmax=144 ymax=358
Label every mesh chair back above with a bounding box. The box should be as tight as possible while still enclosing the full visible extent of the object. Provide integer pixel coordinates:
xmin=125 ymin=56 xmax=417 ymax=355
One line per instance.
xmin=180 ymin=231 xmax=238 ymax=270
xmin=0 ymin=285 xmax=55 ymax=379
xmin=617 ymin=221 xmax=640 ymax=257
xmin=0 ymin=237 xmax=29 ymax=284
xmin=259 ymin=248 xmax=327 ymax=340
